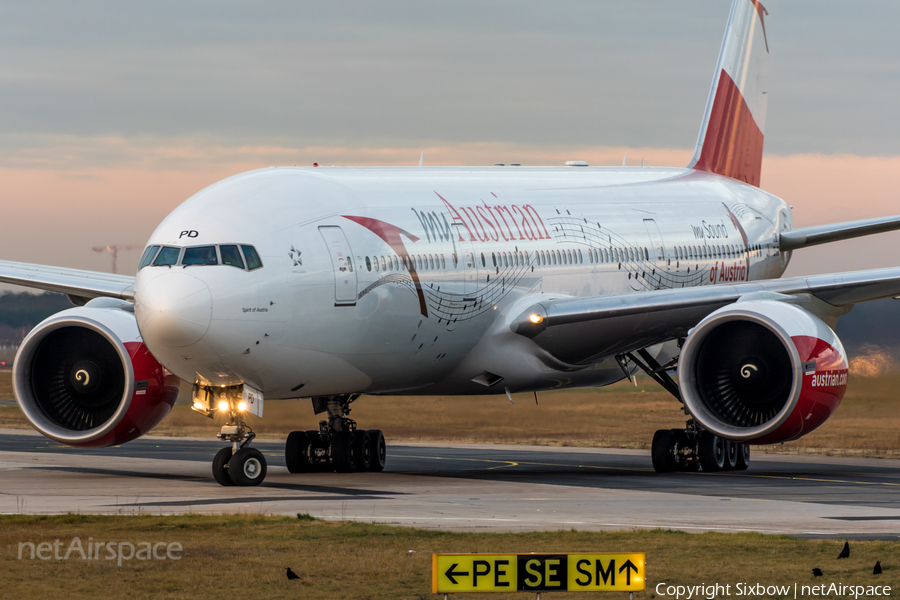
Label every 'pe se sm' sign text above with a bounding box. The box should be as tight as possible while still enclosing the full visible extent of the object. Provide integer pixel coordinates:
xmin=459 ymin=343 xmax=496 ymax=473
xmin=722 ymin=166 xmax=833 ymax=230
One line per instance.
xmin=432 ymin=552 xmax=645 ymax=593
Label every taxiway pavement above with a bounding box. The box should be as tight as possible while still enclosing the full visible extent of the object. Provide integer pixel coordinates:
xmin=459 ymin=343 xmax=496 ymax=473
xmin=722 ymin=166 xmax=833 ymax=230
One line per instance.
xmin=1 ymin=429 xmax=898 ymax=538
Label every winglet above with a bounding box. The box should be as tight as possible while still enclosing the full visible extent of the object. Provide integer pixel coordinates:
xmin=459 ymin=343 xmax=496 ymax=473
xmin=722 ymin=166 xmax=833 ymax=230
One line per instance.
xmin=688 ymin=0 xmax=774 ymax=187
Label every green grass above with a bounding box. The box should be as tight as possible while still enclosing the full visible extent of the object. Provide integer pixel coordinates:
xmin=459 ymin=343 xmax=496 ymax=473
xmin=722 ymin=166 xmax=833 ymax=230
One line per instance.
xmin=0 ymin=515 xmax=896 ymax=599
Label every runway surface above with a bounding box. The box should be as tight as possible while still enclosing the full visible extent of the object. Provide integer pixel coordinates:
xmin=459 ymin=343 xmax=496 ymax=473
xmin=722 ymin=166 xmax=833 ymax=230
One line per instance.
xmin=1 ymin=428 xmax=899 ymax=538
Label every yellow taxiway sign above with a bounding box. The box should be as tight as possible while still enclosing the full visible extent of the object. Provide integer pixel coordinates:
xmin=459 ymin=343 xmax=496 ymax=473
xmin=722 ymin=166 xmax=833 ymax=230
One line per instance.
xmin=433 ymin=552 xmax=645 ymax=593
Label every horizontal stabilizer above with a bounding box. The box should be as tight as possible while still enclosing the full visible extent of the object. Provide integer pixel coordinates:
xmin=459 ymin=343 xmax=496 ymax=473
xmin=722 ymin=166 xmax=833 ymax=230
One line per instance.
xmin=780 ymin=214 xmax=900 ymax=251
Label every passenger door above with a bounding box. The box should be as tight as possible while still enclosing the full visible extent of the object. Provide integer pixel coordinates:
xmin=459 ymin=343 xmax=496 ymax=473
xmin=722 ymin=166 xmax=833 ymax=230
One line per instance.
xmin=318 ymin=226 xmax=357 ymax=305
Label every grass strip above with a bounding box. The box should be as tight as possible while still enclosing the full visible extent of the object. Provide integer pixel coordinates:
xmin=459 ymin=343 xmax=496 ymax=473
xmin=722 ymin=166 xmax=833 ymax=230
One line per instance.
xmin=0 ymin=515 xmax=896 ymax=599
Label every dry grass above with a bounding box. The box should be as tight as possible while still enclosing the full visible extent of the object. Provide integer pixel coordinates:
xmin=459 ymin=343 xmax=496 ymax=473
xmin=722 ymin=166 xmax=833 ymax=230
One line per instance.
xmin=0 ymin=515 xmax=896 ymax=600
xmin=2 ymin=369 xmax=900 ymax=458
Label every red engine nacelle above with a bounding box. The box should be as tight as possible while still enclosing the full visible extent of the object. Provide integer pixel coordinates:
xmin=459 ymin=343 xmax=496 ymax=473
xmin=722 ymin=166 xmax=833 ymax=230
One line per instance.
xmin=13 ymin=300 xmax=180 ymax=448
xmin=678 ymin=300 xmax=848 ymax=445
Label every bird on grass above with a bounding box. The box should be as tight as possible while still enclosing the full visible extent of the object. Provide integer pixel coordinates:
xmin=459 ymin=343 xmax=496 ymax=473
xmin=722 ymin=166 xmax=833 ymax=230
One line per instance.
xmin=874 ymin=561 xmax=882 ymax=575
xmin=837 ymin=542 xmax=850 ymax=559
xmin=812 ymin=568 xmax=823 ymax=577
xmin=285 ymin=567 xmax=300 ymax=580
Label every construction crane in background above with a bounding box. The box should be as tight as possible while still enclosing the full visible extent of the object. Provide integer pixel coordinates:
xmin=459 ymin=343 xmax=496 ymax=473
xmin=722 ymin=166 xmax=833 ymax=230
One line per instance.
xmin=92 ymin=244 xmax=140 ymax=274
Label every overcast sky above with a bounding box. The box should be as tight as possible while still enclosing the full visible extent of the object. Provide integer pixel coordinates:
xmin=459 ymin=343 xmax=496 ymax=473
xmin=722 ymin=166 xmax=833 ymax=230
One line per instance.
xmin=1 ymin=0 xmax=899 ymax=277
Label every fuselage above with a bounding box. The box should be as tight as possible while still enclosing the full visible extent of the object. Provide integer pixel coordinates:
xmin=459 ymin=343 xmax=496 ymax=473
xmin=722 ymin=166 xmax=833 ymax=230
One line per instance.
xmin=133 ymin=165 xmax=791 ymax=398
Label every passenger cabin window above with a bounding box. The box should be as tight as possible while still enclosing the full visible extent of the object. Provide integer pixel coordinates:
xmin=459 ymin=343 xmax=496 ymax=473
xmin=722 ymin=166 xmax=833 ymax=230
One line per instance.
xmin=183 ymin=246 xmax=218 ymax=266
xmin=153 ymin=246 xmax=181 ymax=266
xmin=220 ymin=245 xmax=245 ymax=268
xmin=139 ymin=245 xmax=160 ymax=269
xmin=241 ymin=245 xmax=263 ymax=270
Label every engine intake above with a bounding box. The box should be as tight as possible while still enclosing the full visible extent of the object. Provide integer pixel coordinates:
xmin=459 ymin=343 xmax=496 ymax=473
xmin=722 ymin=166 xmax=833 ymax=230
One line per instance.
xmin=14 ymin=303 xmax=179 ymax=447
xmin=678 ymin=300 xmax=848 ymax=445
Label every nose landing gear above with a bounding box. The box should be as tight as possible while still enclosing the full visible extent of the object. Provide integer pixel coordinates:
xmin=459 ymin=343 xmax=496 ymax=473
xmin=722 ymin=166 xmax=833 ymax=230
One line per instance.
xmin=212 ymin=413 xmax=267 ymax=487
xmin=285 ymin=394 xmax=387 ymax=474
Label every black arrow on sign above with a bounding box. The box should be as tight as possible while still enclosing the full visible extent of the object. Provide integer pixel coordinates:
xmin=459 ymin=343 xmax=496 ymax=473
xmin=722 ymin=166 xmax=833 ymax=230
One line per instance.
xmin=619 ymin=560 xmax=639 ymax=585
xmin=445 ymin=563 xmax=469 ymax=585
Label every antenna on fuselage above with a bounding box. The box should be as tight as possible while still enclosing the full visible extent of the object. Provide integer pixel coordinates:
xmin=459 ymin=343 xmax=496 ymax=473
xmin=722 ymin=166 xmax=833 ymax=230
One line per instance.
xmin=418 ymin=151 xmax=424 ymax=167
xmin=622 ymin=152 xmax=626 ymax=167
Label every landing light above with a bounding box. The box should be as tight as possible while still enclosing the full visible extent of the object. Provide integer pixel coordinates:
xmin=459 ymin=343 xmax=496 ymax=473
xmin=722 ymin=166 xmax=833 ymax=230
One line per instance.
xmin=217 ymin=400 xmax=229 ymax=412
xmin=529 ymin=314 xmax=544 ymax=324
xmin=237 ymin=401 xmax=248 ymax=412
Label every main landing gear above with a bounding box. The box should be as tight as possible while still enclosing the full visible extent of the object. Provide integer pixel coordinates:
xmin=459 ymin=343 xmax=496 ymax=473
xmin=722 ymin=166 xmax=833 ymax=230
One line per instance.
xmin=284 ymin=395 xmax=387 ymax=474
xmin=651 ymin=422 xmax=750 ymax=473
xmin=619 ymin=348 xmax=751 ymax=474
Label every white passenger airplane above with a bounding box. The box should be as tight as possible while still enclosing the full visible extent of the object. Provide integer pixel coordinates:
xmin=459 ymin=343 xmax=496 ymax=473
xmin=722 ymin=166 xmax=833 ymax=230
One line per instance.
xmin=5 ymin=0 xmax=900 ymax=486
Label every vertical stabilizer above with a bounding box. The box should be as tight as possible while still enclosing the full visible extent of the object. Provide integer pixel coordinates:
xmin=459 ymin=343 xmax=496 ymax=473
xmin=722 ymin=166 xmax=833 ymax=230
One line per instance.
xmin=688 ymin=0 xmax=774 ymax=187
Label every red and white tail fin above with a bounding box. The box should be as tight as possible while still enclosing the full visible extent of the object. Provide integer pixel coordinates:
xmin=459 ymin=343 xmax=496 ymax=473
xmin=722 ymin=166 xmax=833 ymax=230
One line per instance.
xmin=688 ymin=0 xmax=774 ymax=187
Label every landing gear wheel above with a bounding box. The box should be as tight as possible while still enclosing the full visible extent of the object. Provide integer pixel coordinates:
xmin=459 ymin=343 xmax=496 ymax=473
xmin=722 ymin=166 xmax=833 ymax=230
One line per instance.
xmin=367 ymin=429 xmax=386 ymax=472
xmin=698 ymin=431 xmax=725 ymax=472
xmin=355 ymin=430 xmax=373 ymax=472
xmin=331 ymin=431 xmax=358 ymax=473
xmin=213 ymin=447 xmax=235 ymax=486
xmin=723 ymin=440 xmax=739 ymax=471
xmin=651 ymin=429 xmax=676 ymax=473
xmin=286 ymin=431 xmax=312 ymax=473
xmin=228 ymin=447 xmax=267 ymax=486
xmin=734 ymin=443 xmax=751 ymax=470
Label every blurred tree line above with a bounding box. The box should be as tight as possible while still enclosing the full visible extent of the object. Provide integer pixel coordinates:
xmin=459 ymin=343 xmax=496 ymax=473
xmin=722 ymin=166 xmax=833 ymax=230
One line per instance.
xmin=0 ymin=292 xmax=72 ymax=344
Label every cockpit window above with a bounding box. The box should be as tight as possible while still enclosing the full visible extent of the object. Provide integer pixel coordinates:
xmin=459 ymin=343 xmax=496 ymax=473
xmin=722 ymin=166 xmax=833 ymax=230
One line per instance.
xmin=241 ymin=245 xmax=263 ymax=270
xmin=139 ymin=245 xmax=160 ymax=270
xmin=220 ymin=245 xmax=245 ymax=268
xmin=153 ymin=246 xmax=181 ymax=266
xmin=182 ymin=246 xmax=218 ymax=266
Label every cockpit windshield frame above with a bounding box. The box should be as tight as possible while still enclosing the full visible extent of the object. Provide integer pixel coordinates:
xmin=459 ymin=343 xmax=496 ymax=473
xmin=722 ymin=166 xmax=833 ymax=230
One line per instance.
xmin=140 ymin=244 xmax=263 ymax=272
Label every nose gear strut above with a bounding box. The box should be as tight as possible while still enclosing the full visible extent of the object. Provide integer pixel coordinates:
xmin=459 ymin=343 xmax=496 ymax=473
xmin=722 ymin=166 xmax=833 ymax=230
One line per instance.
xmin=192 ymin=383 xmax=268 ymax=486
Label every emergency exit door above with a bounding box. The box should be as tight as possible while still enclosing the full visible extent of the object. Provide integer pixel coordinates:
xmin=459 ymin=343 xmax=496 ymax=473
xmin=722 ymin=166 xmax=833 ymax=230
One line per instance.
xmin=318 ymin=226 xmax=357 ymax=305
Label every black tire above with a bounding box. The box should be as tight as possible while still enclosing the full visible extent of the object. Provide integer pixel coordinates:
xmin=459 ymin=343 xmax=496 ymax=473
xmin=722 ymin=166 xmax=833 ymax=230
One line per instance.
xmin=285 ymin=431 xmax=312 ymax=473
xmin=651 ymin=429 xmax=676 ymax=473
xmin=723 ymin=440 xmax=739 ymax=470
xmin=698 ymin=431 xmax=725 ymax=472
xmin=213 ymin=447 xmax=235 ymax=486
xmin=367 ymin=429 xmax=386 ymax=472
xmin=228 ymin=447 xmax=267 ymax=486
xmin=355 ymin=430 xmax=373 ymax=472
xmin=734 ymin=443 xmax=751 ymax=470
xmin=331 ymin=431 xmax=358 ymax=473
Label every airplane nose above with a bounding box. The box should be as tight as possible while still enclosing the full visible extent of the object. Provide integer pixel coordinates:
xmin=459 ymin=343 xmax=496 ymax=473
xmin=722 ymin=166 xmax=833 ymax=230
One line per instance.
xmin=136 ymin=272 xmax=212 ymax=347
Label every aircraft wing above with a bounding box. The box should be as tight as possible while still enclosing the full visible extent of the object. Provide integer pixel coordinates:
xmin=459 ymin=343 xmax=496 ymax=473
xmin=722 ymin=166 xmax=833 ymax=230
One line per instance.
xmin=780 ymin=215 xmax=900 ymax=251
xmin=512 ymin=267 xmax=900 ymax=365
xmin=0 ymin=259 xmax=135 ymax=302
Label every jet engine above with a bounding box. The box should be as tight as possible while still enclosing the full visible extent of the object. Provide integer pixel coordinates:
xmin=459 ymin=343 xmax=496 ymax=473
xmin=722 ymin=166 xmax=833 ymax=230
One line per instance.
xmin=13 ymin=300 xmax=180 ymax=447
xmin=678 ymin=300 xmax=848 ymax=445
